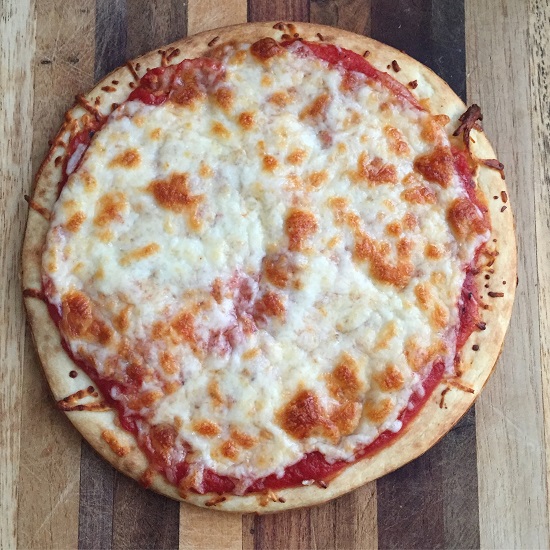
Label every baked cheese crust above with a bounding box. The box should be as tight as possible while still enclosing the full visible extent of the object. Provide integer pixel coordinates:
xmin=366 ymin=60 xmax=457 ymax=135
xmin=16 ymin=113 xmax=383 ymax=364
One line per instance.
xmin=23 ymin=22 xmax=516 ymax=512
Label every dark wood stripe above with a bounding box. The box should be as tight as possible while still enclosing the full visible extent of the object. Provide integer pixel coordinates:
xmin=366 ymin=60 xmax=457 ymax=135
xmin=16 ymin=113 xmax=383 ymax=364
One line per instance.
xmin=94 ymin=0 xmax=128 ymax=80
xmin=126 ymin=0 xmax=187 ymax=59
xmin=248 ymin=0 xmax=310 ymax=23
xmin=78 ymin=441 xmax=115 ymax=550
xmin=311 ymin=0 xmax=371 ymax=35
xmin=80 ymin=2 xmax=186 ymax=548
xmin=112 ymin=474 xmax=180 ymax=550
xmin=370 ymin=0 xmax=466 ymax=101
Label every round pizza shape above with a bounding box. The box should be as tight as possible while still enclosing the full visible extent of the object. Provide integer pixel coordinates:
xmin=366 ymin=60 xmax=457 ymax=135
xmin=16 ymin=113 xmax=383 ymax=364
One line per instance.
xmin=22 ymin=22 xmax=516 ymax=512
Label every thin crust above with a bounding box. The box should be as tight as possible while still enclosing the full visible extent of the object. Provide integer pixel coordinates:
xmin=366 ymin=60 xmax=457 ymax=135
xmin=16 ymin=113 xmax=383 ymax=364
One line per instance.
xmin=22 ymin=22 xmax=516 ymax=513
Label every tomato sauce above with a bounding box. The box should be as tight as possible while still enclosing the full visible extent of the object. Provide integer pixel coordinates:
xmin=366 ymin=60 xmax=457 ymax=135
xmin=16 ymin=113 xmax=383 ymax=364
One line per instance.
xmin=46 ymin=39 xmax=488 ymax=495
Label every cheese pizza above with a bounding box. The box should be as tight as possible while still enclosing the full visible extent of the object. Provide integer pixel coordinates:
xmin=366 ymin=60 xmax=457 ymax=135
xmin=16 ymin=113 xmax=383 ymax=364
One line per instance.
xmin=22 ymin=22 xmax=516 ymax=512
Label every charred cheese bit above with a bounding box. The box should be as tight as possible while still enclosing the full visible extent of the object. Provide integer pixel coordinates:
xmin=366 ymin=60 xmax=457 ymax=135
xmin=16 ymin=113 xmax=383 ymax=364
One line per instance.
xmin=327 ymin=353 xmax=362 ymax=401
xmin=447 ymin=197 xmax=490 ymax=239
xmin=250 ymin=37 xmax=283 ymax=60
xmin=285 ymin=209 xmax=318 ymax=252
xmin=109 ymin=148 xmax=141 ymax=168
xmin=374 ymin=364 xmax=405 ymax=392
xmin=413 ymin=146 xmax=454 ymax=188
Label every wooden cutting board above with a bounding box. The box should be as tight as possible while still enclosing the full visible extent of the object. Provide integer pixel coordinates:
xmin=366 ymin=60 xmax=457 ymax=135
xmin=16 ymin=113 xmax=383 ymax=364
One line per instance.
xmin=2 ymin=0 xmax=549 ymax=548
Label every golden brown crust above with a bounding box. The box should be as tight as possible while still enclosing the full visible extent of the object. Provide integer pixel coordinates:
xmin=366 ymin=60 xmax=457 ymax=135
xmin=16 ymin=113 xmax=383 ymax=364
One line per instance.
xmin=22 ymin=21 xmax=516 ymax=513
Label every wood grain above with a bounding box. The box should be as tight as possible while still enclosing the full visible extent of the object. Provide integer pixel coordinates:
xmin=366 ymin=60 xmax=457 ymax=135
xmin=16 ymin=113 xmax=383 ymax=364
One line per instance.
xmin=18 ymin=3 xmax=96 ymax=547
xmin=531 ymin=0 xmax=550 ymax=533
xmin=466 ymin=0 xmax=550 ymax=547
xmin=310 ymin=0 xmax=371 ymax=35
xmin=188 ymin=0 xmax=247 ymax=36
xmin=248 ymin=0 xmax=309 ymax=23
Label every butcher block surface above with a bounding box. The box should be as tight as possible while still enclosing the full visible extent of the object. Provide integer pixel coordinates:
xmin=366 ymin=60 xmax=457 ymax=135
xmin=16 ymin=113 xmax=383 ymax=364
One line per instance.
xmin=1 ymin=0 xmax=549 ymax=548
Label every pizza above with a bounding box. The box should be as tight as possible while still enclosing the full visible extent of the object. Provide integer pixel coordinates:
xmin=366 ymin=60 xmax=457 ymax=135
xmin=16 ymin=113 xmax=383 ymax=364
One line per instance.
xmin=22 ymin=22 xmax=516 ymax=512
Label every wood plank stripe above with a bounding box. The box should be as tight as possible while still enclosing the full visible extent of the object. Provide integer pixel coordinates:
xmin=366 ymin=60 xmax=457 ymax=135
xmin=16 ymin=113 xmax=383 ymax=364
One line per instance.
xmin=94 ymin=0 xmax=127 ymax=80
xmin=531 ymin=0 xmax=550 ymax=539
xmin=248 ymin=0 xmax=309 ymax=24
xmin=17 ymin=1 xmax=95 ymax=549
xmin=311 ymin=0 xmax=371 ymax=36
xmin=466 ymin=0 xmax=550 ymax=547
xmin=370 ymin=1 xmax=481 ymax=548
xmin=178 ymin=3 xmax=248 ymax=550
xmin=112 ymin=473 xmax=180 ymax=550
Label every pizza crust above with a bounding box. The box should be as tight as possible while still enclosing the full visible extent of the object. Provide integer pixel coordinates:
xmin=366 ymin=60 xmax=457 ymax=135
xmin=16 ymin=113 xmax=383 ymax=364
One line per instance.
xmin=22 ymin=21 xmax=516 ymax=513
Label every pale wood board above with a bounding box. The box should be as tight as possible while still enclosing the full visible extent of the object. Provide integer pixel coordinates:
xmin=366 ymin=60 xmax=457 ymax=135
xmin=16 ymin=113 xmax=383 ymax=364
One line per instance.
xmin=530 ymin=0 xmax=550 ymax=530
xmin=16 ymin=3 xmax=96 ymax=549
xmin=466 ymin=0 xmax=550 ymax=547
xmin=179 ymin=2 xmax=248 ymax=549
xmin=0 ymin=1 xmax=36 ymax=549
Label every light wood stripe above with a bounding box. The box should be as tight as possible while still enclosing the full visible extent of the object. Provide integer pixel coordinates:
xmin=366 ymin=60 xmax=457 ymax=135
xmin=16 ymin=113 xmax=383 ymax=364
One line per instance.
xmin=16 ymin=1 xmax=96 ymax=549
xmin=466 ymin=0 xmax=550 ymax=547
xmin=531 ymin=0 xmax=550 ymax=534
xmin=178 ymin=3 xmax=248 ymax=550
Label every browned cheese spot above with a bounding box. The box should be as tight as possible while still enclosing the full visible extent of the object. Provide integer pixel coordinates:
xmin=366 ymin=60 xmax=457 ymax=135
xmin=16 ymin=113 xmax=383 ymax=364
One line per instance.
xmin=262 ymin=154 xmax=278 ymax=172
xmin=425 ymin=243 xmax=445 ymax=259
xmin=147 ymin=173 xmax=203 ymax=230
xmin=415 ymin=282 xmax=431 ymax=310
xmin=231 ymin=429 xmax=256 ymax=449
xmin=263 ymin=252 xmax=293 ymax=288
xmin=374 ymin=321 xmax=398 ymax=351
xmin=287 ymin=148 xmax=307 ymax=165
xmin=65 ymin=211 xmax=86 ymax=232
xmin=254 ymin=291 xmax=285 ymax=319
xmin=159 ymin=351 xmax=178 ymax=375
xmin=211 ymin=277 xmax=223 ymax=303
xmin=307 ymin=170 xmax=328 ymax=189
xmin=326 ymin=353 xmax=362 ymax=402
xmin=447 ymin=197 xmax=490 ymax=240
xmin=386 ymin=221 xmax=402 ymax=237
xmin=208 ymin=380 xmax=224 ymax=408
xmin=238 ymin=111 xmax=255 ymax=129
xmin=171 ymin=311 xmax=198 ymax=350
xmin=113 ymin=304 xmax=131 ymax=332
xmin=402 ymin=185 xmax=437 ymax=204
xmin=432 ymin=303 xmax=449 ymax=329
xmin=109 ymin=148 xmax=141 ymax=169
xmin=149 ymin=424 xmax=177 ymax=466
xmin=285 ymin=209 xmax=318 ymax=252
xmin=61 ymin=290 xmax=93 ymax=338
xmin=251 ymin=38 xmax=283 ymax=60
xmin=194 ymin=420 xmax=221 ymax=437
xmin=300 ymin=93 xmax=331 ymax=120
xmin=101 ymin=430 xmax=130 ymax=457
xmin=199 ymin=162 xmax=213 ymax=179
xmin=94 ymin=191 xmax=127 ymax=227
xmin=374 ymin=364 xmax=405 ymax=392
xmin=269 ymin=91 xmax=293 ymax=107
xmin=278 ymin=390 xmax=328 ymax=440
xmin=363 ymin=398 xmax=393 ymax=423
xmin=413 ymin=146 xmax=454 ymax=188
xmin=220 ymin=440 xmax=239 ymax=460
xmin=402 ymin=212 xmax=418 ymax=230
xmin=120 ymin=243 xmax=160 ymax=266
xmin=384 ymin=126 xmax=410 ymax=156
xmin=354 ymin=152 xmax=397 ymax=185
xmin=212 ymin=121 xmax=230 ymax=139
xmin=215 ymin=87 xmax=233 ymax=111
xmin=354 ymin=234 xmax=414 ymax=290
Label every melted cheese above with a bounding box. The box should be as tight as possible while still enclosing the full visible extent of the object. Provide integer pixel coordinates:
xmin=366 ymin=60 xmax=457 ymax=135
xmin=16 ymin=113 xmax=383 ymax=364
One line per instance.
xmin=43 ymin=42 xmax=488 ymax=490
